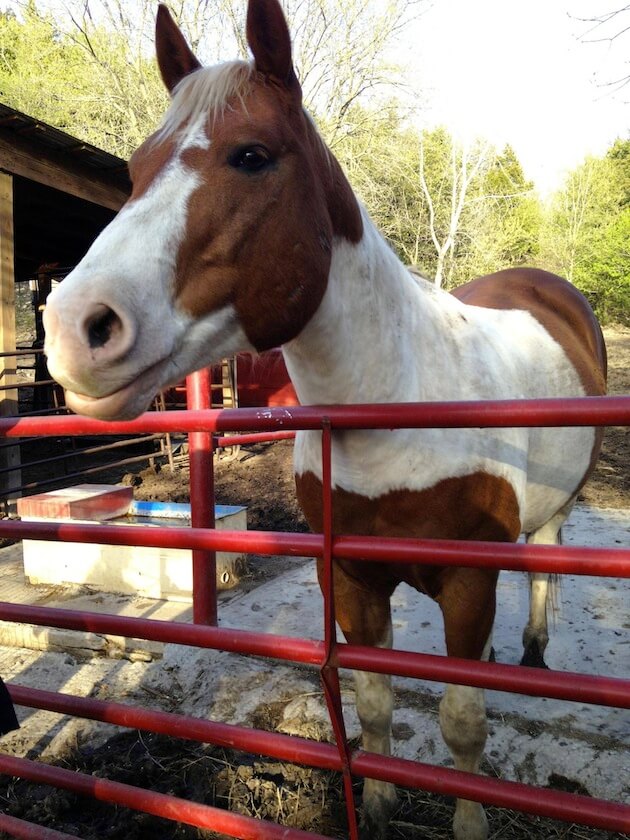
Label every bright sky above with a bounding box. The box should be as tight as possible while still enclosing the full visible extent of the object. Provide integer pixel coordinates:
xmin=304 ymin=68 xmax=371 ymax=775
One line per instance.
xmin=401 ymin=0 xmax=629 ymax=194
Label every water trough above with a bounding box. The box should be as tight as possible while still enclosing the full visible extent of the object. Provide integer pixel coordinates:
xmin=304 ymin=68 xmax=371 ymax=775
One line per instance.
xmin=17 ymin=485 xmax=247 ymax=599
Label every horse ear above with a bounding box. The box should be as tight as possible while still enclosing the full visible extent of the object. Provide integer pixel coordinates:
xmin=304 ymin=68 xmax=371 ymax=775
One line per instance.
xmin=246 ymin=0 xmax=300 ymax=93
xmin=156 ymin=4 xmax=202 ymax=93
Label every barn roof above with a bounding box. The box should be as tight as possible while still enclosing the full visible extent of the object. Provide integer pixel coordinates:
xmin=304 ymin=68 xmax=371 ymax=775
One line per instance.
xmin=0 ymin=103 xmax=134 ymax=282
xmin=0 ymin=102 xmax=129 ymax=194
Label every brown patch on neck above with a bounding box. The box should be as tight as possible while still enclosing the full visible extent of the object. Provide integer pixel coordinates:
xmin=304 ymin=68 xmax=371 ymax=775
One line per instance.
xmin=306 ymin=121 xmax=363 ymax=245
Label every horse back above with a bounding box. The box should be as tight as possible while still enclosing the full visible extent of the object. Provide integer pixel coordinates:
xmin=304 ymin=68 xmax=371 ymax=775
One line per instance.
xmin=452 ymin=268 xmax=607 ymax=397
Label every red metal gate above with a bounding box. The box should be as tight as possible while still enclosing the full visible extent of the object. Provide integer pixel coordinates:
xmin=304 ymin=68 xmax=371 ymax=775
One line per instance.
xmin=0 ymin=379 xmax=628 ymax=839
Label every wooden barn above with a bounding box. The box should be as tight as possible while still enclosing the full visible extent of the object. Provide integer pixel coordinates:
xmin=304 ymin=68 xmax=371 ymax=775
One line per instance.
xmin=0 ymin=103 xmax=131 ymax=499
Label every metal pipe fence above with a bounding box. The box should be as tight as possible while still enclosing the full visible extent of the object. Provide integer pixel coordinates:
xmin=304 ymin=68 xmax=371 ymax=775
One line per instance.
xmin=0 ymin=351 xmax=175 ymax=502
xmin=0 ymin=382 xmax=628 ymax=839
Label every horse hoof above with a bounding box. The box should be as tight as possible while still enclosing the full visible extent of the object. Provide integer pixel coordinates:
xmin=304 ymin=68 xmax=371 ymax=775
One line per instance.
xmin=453 ymin=798 xmax=489 ymax=840
xmin=359 ymin=812 xmax=390 ymax=840
xmin=359 ymin=785 xmax=397 ymax=840
xmin=520 ymin=639 xmax=549 ymax=669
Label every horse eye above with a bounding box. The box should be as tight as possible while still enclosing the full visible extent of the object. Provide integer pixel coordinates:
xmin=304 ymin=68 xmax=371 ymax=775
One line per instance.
xmin=229 ymin=146 xmax=272 ymax=172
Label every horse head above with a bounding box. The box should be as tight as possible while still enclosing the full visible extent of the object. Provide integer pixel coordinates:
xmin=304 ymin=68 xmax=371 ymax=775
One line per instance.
xmin=43 ymin=0 xmax=362 ymax=420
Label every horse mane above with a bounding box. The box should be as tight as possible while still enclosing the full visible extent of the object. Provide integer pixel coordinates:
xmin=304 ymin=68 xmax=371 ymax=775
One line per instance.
xmin=155 ymin=60 xmax=255 ymax=142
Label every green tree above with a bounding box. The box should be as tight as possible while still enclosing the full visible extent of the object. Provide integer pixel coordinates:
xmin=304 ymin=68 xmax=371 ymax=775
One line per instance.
xmin=458 ymin=145 xmax=541 ymax=280
xmin=2 ymin=0 xmax=421 ymax=157
xmin=332 ymin=106 xmax=428 ymax=264
xmin=347 ymin=124 xmax=494 ymax=287
xmin=540 ymin=139 xmax=630 ymax=324
xmin=0 ymin=3 xmax=166 ymax=157
xmin=332 ymin=116 xmax=540 ymax=290
xmin=416 ymin=128 xmax=492 ymax=287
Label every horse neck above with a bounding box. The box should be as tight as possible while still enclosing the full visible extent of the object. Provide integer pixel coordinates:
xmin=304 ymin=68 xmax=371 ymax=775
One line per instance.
xmin=282 ymin=209 xmax=458 ymax=405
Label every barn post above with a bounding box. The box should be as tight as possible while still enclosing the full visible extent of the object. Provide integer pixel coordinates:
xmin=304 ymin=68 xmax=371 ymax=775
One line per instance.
xmin=0 ymin=172 xmax=20 ymax=502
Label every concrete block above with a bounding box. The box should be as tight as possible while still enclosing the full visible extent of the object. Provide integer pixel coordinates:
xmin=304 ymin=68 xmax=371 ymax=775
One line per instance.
xmin=20 ymin=493 xmax=248 ymax=600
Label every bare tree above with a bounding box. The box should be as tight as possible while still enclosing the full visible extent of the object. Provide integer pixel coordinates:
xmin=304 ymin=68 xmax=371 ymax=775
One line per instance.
xmin=24 ymin=0 xmax=423 ymax=150
xmin=418 ymin=133 xmax=491 ymax=288
xmin=574 ymin=5 xmax=630 ymax=93
xmin=214 ymin=0 xmax=424 ymax=141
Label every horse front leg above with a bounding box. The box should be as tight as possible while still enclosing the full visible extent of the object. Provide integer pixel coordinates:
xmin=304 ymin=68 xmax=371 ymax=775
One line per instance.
xmin=319 ymin=560 xmax=397 ymax=840
xmin=437 ymin=568 xmax=497 ymax=840
xmin=353 ymin=630 xmax=397 ymax=840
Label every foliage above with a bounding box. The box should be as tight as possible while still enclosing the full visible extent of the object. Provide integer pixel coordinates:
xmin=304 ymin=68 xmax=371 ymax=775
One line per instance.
xmin=336 ymin=120 xmax=542 ymax=290
xmin=1 ymin=0 xmax=420 ymax=157
xmin=539 ymin=139 xmax=630 ymax=325
xmin=0 ymin=3 xmax=167 ymax=157
xmin=458 ymin=145 xmax=541 ymax=281
xmin=331 ymin=107 xmax=427 ymax=264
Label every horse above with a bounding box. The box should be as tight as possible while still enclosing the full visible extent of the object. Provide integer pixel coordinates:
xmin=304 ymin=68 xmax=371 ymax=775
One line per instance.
xmin=42 ymin=2 xmax=607 ymax=838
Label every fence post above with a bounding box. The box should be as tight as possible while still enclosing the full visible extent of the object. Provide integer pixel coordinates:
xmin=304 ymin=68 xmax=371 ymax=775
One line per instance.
xmin=0 ymin=173 xmax=20 ymax=500
xmin=319 ymin=419 xmax=360 ymax=840
xmin=186 ymin=369 xmax=217 ymax=626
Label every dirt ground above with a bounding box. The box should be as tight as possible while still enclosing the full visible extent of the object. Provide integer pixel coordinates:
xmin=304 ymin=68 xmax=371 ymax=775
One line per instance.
xmin=6 ymin=726 xmax=623 ymax=840
xmin=0 ymin=328 xmax=628 ymax=840
xmin=579 ymin=327 xmax=630 ymax=508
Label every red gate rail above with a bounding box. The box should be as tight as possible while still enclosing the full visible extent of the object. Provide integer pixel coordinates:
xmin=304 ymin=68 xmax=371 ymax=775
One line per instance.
xmin=4 ymin=685 xmax=630 ymax=834
xmin=217 ymin=430 xmax=296 ymax=447
xmin=0 ymin=519 xmax=629 ymax=578
xmin=0 ymin=813 xmax=79 ymax=840
xmin=350 ymin=750 xmax=630 ymax=833
xmin=1 ymin=392 xmax=629 ymax=839
xmin=0 ymin=395 xmax=628 ymax=437
xmin=0 ymin=754 xmax=333 ymax=840
xmin=0 ymin=600 xmax=628 ymax=708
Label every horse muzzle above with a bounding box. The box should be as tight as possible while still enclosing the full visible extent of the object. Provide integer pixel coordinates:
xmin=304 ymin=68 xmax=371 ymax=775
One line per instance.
xmin=44 ymin=289 xmax=140 ymax=396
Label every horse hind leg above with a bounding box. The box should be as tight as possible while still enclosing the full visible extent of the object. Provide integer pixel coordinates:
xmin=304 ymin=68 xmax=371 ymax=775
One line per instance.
xmin=521 ymin=499 xmax=574 ymax=668
xmin=521 ymin=571 xmax=554 ymax=668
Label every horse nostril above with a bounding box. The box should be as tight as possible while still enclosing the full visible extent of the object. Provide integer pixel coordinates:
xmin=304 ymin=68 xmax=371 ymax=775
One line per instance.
xmin=86 ymin=305 xmax=123 ymax=350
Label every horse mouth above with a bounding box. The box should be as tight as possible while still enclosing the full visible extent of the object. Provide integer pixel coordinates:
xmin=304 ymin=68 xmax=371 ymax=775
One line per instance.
xmin=63 ymin=358 xmax=172 ymax=421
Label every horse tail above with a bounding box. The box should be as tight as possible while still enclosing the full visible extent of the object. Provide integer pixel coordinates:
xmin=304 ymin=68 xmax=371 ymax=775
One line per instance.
xmin=547 ymin=572 xmax=562 ymax=626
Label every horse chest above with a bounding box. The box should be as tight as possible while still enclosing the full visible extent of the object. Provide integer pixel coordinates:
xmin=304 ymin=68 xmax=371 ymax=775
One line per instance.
xmin=295 ymin=465 xmax=521 ymax=543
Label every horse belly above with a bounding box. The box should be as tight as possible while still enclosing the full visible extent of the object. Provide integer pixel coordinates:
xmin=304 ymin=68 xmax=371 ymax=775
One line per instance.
xmin=294 ymin=418 xmax=594 ymax=542
xmin=521 ymin=423 xmax=596 ymax=533
xmin=294 ymin=427 xmax=526 ymax=541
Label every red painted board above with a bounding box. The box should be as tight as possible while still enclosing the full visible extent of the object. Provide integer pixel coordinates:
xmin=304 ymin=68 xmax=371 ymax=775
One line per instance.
xmin=17 ymin=484 xmax=133 ymax=521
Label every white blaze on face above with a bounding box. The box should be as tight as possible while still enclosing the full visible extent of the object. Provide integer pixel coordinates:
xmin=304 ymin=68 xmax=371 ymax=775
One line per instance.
xmin=43 ymin=131 xmax=253 ymax=420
